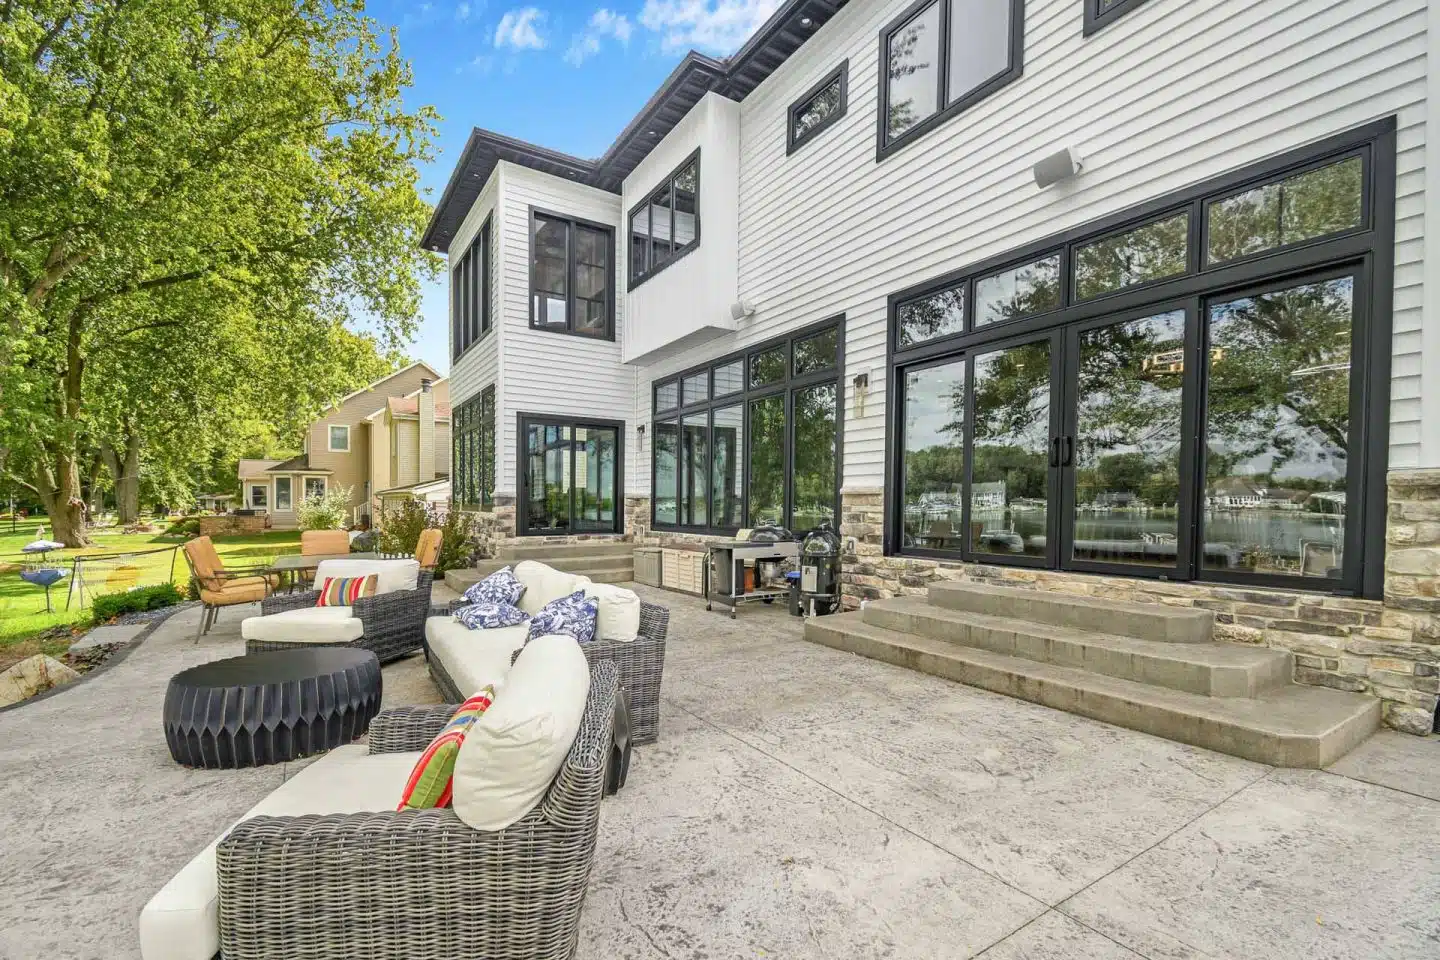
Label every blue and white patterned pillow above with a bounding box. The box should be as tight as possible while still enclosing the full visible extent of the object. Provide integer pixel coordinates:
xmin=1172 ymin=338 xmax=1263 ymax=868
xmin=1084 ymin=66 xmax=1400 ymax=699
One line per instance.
xmin=526 ymin=590 xmax=599 ymax=645
xmin=461 ymin=566 xmax=526 ymax=607
xmin=454 ymin=601 xmax=531 ymax=631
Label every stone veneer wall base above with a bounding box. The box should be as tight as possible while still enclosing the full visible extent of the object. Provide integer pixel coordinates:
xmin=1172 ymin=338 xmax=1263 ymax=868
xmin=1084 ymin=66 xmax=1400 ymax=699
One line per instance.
xmin=839 ymin=475 xmax=1440 ymax=737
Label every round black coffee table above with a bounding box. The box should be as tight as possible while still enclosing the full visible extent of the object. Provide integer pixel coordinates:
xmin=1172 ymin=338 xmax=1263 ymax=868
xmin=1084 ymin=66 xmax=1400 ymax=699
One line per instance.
xmin=163 ymin=648 xmax=382 ymax=768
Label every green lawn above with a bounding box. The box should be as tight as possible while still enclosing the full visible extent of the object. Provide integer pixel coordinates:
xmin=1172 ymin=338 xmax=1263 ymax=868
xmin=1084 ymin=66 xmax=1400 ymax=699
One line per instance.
xmin=0 ymin=527 xmax=302 ymax=661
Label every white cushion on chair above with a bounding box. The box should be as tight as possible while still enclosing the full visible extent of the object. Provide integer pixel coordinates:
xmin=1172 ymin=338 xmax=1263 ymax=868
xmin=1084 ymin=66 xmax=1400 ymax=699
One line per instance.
xmin=137 ymin=745 xmax=418 ymax=960
xmin=451 ymin=633 xmax=590 ymax=831
xmin=425 ymin=616 xmax=528 ymax=696
xmin=240 ymin=605 xmax=364 ymax=644
xmin=583 ymin=582 xmax=641 ymax=642
xmin=512 ymin=560 xmax=592 ymax=616
xmin=313 ymin=558 xmax=419 ymax=596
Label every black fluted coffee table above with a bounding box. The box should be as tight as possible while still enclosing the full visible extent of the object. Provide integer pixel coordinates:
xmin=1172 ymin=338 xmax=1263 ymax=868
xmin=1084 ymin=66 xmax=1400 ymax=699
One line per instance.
xmin=163 ymin=648 xmax=382 ymax=768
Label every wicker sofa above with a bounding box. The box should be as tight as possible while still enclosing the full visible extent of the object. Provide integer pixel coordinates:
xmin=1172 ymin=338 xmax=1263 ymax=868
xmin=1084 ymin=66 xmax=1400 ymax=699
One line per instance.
xmin=139 ymin=661 xmax=619 ymax=960
xmin=242 ymin=559 xmax=432 ymax=664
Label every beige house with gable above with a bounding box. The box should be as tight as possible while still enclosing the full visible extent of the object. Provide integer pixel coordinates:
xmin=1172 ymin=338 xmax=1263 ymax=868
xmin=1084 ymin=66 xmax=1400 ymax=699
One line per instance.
xmin=237 ymin=361 xmax=451 ymax=528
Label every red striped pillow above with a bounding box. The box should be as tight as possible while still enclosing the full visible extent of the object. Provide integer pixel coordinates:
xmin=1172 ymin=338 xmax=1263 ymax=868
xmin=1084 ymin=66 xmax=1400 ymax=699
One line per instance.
xmin=315 ymin=574 xmax=378 ymax=607
xmin=397 ymin=688 xmax=497 ymax=809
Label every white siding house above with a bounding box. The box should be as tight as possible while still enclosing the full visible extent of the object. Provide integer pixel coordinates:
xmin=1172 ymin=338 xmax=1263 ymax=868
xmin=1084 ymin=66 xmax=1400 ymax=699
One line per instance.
xmin=426 ymin=0 xmax=1435 ymax=609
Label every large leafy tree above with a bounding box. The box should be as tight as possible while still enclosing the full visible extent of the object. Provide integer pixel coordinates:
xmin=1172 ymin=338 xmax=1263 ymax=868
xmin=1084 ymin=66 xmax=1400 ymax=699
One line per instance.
xmin=0 ymin=0 xmax=438 ymax=544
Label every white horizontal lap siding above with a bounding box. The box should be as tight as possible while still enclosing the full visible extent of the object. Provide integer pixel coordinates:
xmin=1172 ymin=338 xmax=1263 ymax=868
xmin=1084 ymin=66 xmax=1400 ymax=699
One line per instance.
xmin=496 ymin=163 xmax=634 ymax=496
xmin=727 ymin=0 xmax=1427 ymax=487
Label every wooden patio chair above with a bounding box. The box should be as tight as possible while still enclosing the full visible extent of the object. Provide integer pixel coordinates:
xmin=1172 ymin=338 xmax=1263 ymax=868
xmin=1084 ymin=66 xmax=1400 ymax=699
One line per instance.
xmin=181 ymin=536 xmax=278 ymax=640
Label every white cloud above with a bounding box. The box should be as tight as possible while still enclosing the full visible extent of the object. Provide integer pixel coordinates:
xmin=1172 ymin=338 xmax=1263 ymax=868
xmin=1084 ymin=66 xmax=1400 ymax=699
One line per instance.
xmin=638 ymin=0 xmax=779 ymax=55
xmin=564 ymin=8 xmax=634 ymax=66
xmin=493 ymin=7 xmax=547 ymax=50
xmin=456 ymin=2 xmax=473 ymax=20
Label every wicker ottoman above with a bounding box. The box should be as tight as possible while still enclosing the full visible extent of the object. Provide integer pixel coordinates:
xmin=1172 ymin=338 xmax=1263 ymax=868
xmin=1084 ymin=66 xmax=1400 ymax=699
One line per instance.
xmin=163 ymin=649 xmax=382 ymax=768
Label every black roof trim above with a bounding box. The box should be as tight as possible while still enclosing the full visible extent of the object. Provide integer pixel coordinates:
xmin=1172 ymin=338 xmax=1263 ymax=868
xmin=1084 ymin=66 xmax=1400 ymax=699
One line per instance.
xmin=422 ymin=0 xmax=848 ymax=252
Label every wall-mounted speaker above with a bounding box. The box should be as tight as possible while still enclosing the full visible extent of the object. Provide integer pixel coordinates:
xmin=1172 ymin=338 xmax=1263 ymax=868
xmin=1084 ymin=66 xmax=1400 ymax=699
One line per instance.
xmin=1034 ymin=148 xmax=1084 ymax=189
xmin=730 ymin=300 xmax=756 ymax=321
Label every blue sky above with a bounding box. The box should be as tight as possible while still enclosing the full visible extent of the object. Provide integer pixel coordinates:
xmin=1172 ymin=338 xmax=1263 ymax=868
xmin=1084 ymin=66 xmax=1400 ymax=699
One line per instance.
xmin=369 ymin=0 xmax=780 ymax=373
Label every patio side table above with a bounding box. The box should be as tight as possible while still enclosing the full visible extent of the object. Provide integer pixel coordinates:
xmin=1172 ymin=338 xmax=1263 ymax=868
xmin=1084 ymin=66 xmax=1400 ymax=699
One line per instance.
xmin=163 ymin=649 xmax=382 ymax=768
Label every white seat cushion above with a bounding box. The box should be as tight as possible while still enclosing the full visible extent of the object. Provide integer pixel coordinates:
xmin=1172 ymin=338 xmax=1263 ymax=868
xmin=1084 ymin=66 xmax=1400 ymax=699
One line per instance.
xmin=451 ymin=633 xmax=590 ymax=831
xmin=512 ymin=560 xmax=592 ymax=616
xmin=138 ymin=745 xmax=417 ymax=960
xmin=425 ymin=616 xmax=527 ymax=697
xmin=583 ymin=582 xmax=642 ymax=642
xmin=240 ymin=605 xmax=364 ymax=644
xmin=313 ymin=558 xmax=420 ymax=596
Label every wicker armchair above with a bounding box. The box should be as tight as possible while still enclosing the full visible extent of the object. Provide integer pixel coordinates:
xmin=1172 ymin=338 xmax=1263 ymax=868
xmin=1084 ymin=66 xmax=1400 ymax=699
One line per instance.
xmin=442 ymin=598 xmax=669 ymax=746
xmin=249 ymin=571 xmax=434 ymax=663
xmin=215 ymin=662 xmax=619 ymax=960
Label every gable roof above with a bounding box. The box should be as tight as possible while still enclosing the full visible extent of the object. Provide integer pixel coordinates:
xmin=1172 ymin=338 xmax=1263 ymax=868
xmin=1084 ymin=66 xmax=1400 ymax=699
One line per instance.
xmin=387 ymin=395 xmax=452 ymax=419
xmin=322 ymin=360 xmax=443 ymax=412
xmin=422 ymin=0 xmax=849 ymax=253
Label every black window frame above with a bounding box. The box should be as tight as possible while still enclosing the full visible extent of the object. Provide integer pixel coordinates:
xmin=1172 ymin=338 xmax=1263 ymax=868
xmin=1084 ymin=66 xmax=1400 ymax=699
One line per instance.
xmin=788 ymin=60 xmax=850 ymax=156
xmin=650 ymin=316 xmax=845 ymax=537
xmin=452 ymin=385 xmax=495 ymax=511
xmin=451 ymin=214 xmax=492 ymax=361
xmin=883 ymin=118 xmax=1398 ymax=599
xmin=516 ymin=413 xmax=625 ymax=536
xmin=876 ymin=0 xmax=1026 ymax=162
xmin=1083 ymin=0 xmax=1153 ymax=36
xmin=627 ymin=148 xmax=701 ymax=290
xmin=527 ymin=207 xmax=616 ymax=341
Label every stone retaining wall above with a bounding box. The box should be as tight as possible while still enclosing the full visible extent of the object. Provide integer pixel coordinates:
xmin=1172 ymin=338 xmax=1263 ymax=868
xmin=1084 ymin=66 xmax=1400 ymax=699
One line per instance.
xmin=838 ymin=474 xmax=1440 ymax=737
xmin=198 ymin=514 xmax=267 ymax=537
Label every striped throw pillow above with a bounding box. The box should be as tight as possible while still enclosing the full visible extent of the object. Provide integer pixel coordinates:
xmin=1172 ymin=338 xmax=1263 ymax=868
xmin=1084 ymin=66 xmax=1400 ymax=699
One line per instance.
xmin=315 ymin=574 xmax=378 ymax=607
xmin=397 ymin=688 xmax=497 ymax=810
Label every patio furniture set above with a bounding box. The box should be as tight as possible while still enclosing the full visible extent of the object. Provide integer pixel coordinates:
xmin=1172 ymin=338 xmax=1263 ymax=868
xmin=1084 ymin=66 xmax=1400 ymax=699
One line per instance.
xmin=147 ymin=535 xmax=671 ymax=960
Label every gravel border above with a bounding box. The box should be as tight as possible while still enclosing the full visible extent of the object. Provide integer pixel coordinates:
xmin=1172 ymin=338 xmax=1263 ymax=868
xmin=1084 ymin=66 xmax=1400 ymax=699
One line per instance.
xmin=0 ymin=602 xmax=195 ymax=716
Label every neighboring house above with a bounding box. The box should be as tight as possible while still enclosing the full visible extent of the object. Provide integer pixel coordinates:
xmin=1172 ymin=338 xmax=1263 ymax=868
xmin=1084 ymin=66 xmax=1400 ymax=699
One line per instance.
xmin=237 ymin=362 xmax=450 ymax=528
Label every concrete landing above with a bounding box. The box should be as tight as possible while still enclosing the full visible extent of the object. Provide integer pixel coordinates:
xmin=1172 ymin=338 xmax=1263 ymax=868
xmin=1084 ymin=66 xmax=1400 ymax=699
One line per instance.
xmin=446 ymin=542 xmax=635 ymax=591
xmin=807 ymin=612 xmax=1379 ymax=767
xmin=930 ymin=580 xmax=1214 ymax=643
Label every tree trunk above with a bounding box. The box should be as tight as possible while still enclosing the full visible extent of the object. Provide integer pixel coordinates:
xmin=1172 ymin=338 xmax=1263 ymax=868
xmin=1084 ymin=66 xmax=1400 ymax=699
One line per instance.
xmin=100 ymin=428 xmax=141 ymax=524
xmin=31 ymin=305 xmax=94 ymax=547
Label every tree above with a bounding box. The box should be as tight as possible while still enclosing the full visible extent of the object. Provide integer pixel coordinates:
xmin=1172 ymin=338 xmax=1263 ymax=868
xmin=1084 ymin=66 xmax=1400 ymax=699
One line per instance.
xmin=0 ymin=0 xmax=439 ymax=544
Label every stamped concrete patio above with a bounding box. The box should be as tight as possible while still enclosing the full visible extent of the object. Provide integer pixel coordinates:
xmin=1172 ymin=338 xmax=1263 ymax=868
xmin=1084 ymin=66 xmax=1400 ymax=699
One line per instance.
xmin=0 ymin=584 xmax=1437 ymax=959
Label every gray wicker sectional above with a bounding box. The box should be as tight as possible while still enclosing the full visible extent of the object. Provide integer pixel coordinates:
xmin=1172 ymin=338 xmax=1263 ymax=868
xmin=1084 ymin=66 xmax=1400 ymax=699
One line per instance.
xmin=248 ymin=571 xmax=433 ymax=664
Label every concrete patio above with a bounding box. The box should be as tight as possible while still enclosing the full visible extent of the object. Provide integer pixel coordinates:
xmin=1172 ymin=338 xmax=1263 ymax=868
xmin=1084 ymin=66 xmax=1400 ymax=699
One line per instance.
xmin=0 ymin=585 xmax=1437 ymax=959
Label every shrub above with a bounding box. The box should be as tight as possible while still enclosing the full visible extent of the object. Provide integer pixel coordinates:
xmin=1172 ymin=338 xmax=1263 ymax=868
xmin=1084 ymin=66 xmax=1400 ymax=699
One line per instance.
xmin=377 ymin=501 xmax=476 ymax=576
xmin=296 ymin=484 xmax=353 ymax=531
xmin=165 ymin=517 xmax=200 ymax=537
xmin=91 ymin=583 xmax=185 ymax=622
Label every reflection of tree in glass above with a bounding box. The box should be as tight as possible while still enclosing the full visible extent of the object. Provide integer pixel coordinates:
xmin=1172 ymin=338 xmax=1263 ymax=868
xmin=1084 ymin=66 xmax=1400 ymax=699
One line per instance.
xmin=794 ymin=78 xmax=843 ymax=140
xmin=973 ymin=342 xmax=1051 ymax=503
xmin=886 ymin=16 xmax=933 ymax=140
xmin=792 ymin=383 xmax=838 ymax=531
xmin=748 ymin=395 xmax=785 ymax=525
xmin=1075 ymin=213 xmax=1189 ymax=300
xmin=1207 ymin=157 xmax=1363 ymax=263
xmin=1073 ymin=313 xmax=1185 ymax=507
xmin=750 ymin=348 xmax=786 ymax=387
xmin=898 ymin=286 xmax=965 ymax=346
xmin=1206 ymin=278 xmax=1352 ymax=487
xmin=975 ymin=256 xmax=1061 ymax=326
xmin=902 ymin=365 xmax=966 ymax=544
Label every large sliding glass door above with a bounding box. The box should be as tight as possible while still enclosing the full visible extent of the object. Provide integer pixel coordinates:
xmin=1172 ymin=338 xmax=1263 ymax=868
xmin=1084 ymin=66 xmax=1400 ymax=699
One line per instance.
xmin=888 ymin=121 xmax=1392 ymax=596
xmin=518 ymin=415 xmax=623 ymax=535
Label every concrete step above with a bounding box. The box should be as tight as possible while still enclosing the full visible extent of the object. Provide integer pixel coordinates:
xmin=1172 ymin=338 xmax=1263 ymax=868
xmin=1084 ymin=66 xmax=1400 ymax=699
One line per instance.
xmin=929 ymin=581 xmax=1213 ymax=644
xmin=805 ymin=613 xmax=1379 ymax=768
xmin=495 ymin=541 xmax=634 ymax=561
xmin=445 ymin=556 xmax=635 ymax=592
xmin=863 ymin=597 xmax=1292 ymax=698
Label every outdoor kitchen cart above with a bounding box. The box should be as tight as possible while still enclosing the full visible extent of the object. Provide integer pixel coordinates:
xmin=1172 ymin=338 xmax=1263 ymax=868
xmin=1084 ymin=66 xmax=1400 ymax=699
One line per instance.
xmin=703 ymin=538 xmax=801 ymax=619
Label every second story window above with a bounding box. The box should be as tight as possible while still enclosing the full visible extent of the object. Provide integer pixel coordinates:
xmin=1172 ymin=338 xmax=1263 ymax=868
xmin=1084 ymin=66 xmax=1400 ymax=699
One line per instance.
xmin=1083 ymin=0 xmax=1153 ymax=36
xmin=452 ymin=215 xmax=491 ymax=360
xmin=788 ymin=61 xmax=849 ymax=155
xmin=328 ymin=424 xmax=350 ymax=452
xmin=629 ymin=150 xmax=699 ymax=287
xmin=531 ymin=211 xmax=615 ymax=340
xmin=880 ymin=0 xmax=1024 ymax=158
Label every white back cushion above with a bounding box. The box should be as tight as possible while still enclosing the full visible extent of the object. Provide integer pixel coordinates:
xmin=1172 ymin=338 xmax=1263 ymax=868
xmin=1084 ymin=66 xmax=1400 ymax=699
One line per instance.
xmin=451 ymin=633 xmax=590 ymax=831
xmin=513 ymin=560 xmax=592 ymax=615
xmin=424 ymin=616 xmax=527 ymax=696
xmin=583 ymin=582 xmax=642 ymax=642
xmin=312 ymin=558 xmax=419 ymax=596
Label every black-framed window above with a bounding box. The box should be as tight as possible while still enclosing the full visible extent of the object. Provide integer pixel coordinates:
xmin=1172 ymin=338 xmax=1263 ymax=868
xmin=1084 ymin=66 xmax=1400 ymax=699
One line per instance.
xmin=885 ymin=119 xmax=1397 ymax=599
xmin=451 ymin=215 xmax=491 ymax=360
xmin=629 ymin=150 xmax=700 ymax=287
xmin=529 ymin=209 xmax=614 ymax=340
xmin=652 ymin=317 xmax=843 ymax=535
xmin=788 ymin=61 xmax=849 ymax=156
xmin=452 ymin=385 xmax=495 ymax=510
xmin=1083 ymin=0 xmax=1153 ymax=36
xmin=878 ymin=0 xmax=1024 ymax=159
xmin=517 ymin=414 xmax=623 ymax=535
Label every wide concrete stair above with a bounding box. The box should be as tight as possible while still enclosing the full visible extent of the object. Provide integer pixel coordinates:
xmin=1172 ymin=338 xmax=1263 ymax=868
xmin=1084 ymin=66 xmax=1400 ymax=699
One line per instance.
xmin=445 ymin=541 xmax=635 ymax=593
xmin=805 ymin=581 xmax=1380 ymax=767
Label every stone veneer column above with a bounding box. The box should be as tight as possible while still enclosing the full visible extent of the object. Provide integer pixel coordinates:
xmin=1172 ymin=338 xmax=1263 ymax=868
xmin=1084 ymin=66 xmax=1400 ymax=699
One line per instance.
xmin=625 ymin=496 xmax=652 ymax=543
xmin=839 ymin=482 xmax=1440 ymax=736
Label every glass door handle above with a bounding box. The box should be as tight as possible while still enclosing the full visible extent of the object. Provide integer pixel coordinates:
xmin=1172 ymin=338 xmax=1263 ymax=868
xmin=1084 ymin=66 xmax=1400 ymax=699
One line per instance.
xmin=1061 ymin=436 xmax=1074 ymax=467
xmin=1050 ymin=437 xmax=1061 ymax=468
